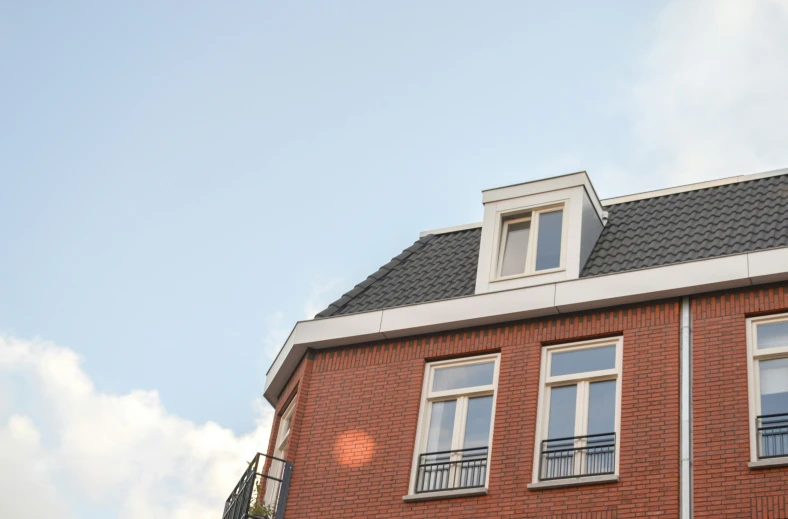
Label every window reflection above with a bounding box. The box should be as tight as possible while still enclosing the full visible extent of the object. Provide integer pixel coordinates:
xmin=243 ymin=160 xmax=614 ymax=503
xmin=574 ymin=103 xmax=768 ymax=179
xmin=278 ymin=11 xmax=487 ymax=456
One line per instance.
xmin=551 ymin=345 xmax=615 ymax=377
xmin=433 ymin=362 xmax=495 ymax=392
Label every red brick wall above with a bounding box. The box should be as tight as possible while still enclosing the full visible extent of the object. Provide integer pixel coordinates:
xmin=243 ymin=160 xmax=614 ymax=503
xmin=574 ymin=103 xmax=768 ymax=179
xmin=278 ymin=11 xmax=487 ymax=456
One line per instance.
xmin=267 ymin=301 xmax=681 ymax=519
xmin=692 ymin=284 xmax=788 ymax=519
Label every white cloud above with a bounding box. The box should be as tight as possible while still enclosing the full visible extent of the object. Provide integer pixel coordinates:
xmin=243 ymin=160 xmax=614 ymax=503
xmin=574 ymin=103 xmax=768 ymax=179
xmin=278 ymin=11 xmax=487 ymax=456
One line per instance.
xmin=627 ymin=0 xmax=788 ymax=188
xmin=0 ymin=414 xmax=71 ymax=519
xmin=0 ymin=336 xmax=273 ymax=519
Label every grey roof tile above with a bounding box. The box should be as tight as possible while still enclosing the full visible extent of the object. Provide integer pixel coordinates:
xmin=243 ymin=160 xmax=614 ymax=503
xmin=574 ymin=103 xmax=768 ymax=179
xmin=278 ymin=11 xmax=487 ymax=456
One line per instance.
xmin=315 ymin=229 xmax=480 ymax=318
xmin=317 ymin=174 xmax=788 ymax=317
xmin=581 ymin=174 xmax=788 ymax=276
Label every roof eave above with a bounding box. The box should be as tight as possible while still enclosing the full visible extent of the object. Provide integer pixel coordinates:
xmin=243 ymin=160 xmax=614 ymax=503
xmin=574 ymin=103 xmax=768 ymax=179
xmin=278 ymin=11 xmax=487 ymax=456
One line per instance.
xmin=264 ymin=246 xmax=788 ymax=406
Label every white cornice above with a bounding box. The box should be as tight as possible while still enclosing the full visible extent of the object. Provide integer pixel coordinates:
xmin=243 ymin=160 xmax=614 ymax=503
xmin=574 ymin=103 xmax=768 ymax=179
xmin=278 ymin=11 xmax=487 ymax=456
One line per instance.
xmin=264 ymin=246 xmax=788 ymax=405
xmin=419 ymin=222 xmax=482 ymax=238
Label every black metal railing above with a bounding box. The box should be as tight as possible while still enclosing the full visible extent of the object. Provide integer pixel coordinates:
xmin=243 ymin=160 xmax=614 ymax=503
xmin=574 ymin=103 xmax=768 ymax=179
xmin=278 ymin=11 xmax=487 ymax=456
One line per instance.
xmin=222 ymin=452 xmax=293 ymax=519
xmin=757 ymin=413 xmax=788 ymax=459
xmin=538 ymin=432 xmax=615 ymax=481
xmin=415 ymin=446 xmax=488 ymax=493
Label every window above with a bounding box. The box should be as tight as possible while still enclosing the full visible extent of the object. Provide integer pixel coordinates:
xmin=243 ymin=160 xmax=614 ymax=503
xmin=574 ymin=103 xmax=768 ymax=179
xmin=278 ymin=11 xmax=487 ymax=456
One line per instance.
xmin=496 ymin=205 xmax=564 ymax=279
xmin=274 ymin=398 xmax=295 ymax=458
xmin=264 ymin=398 xmax=295 ymax=504
xmin=747 ymin=314 xmax=788 ymax=461
xmin=533 ymin=338 xmax=622 ymax=482
xmin=410 ymin=354 xmax=500 ymax=495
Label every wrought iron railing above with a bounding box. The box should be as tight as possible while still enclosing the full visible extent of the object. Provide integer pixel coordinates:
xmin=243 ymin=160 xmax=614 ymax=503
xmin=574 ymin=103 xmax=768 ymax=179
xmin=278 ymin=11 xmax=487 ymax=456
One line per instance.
xmin=222 ymin=452 xmax=293 ymax=519
xmin=757 ymin=413 xmax=788 ymax=459
xmin=415 ymin=446 xmax=488 ymax=493
xmin=538 ymin=432 xmax=615 ymax=481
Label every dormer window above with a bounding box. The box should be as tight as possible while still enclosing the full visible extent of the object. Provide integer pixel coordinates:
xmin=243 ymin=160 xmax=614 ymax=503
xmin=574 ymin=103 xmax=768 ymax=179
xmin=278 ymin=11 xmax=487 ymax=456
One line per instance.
xmin=496 ymin=205 xmax=564 ymax=279
xmin=476 ymin=172 xmax=604 ymax=294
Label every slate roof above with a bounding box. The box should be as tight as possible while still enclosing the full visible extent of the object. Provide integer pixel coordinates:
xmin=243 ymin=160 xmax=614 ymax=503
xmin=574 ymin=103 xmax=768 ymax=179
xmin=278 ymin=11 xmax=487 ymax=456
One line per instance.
xmin=316 ymin=174 xmax=788 ymax=318
xmin=582 ymin=173 xmax=788 ymax=276
xmin=317 ymin=228 xmax=480 ymax=317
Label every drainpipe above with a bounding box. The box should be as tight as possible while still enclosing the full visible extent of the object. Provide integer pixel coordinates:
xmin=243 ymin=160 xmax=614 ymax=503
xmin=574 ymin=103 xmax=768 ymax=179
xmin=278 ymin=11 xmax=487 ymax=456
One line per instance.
xmin=680 ymin=296 xmax=693 ymax=519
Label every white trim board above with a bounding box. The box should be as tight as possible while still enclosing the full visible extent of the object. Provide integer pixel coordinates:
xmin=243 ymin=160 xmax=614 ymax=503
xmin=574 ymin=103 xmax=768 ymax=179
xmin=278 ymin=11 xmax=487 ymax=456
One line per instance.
xmin=419 ymin=222 xmax=482 ymax=238
xmin=601 ymin=167 xmax=788 ymax=206
xmin=482 ymin=171 xmax=605 ymax=221
xmin=263 ymin=246 xmax=788 ymax=405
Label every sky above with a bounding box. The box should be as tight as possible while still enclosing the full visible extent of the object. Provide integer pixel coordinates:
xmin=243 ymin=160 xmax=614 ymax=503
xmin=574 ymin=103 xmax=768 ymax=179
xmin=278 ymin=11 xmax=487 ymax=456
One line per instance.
xmin=2 ymin=1 xmax=788 ymax=517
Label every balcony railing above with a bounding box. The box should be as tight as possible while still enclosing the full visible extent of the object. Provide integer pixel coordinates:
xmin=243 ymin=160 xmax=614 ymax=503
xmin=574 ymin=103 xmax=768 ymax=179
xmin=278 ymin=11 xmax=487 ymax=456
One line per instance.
xmin=757 ymin=413 xmax=788 ymax=460
xmin=222 ymin=453 xmax=292 ymax=519
xmin=415 ymin=446 xmax=488 ymax=493
xmin=538 ymin=432 xmax=615 ymax=481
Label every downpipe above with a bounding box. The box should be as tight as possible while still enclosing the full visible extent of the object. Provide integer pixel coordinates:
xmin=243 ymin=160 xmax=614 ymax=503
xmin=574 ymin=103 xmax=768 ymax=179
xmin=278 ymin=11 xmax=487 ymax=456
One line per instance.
xmin=680 ymin=296 xmax=693 ymax=519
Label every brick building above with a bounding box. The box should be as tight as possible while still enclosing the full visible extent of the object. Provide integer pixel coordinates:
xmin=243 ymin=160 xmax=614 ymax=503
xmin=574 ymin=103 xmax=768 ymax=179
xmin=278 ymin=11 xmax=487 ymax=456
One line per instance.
xmin=225 ymin=169 xmax=788 ymax=519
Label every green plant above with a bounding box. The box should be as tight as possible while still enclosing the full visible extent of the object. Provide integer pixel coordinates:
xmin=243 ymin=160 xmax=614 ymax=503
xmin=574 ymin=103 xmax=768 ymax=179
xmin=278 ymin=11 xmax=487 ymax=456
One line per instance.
xmin=248 ymin=501 xmax=275 ymax=519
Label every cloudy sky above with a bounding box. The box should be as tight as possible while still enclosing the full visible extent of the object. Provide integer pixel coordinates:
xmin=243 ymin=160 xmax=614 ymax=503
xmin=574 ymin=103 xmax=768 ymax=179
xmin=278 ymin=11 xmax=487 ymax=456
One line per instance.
xmin=2 ymin=1 xmax=788 ymax=517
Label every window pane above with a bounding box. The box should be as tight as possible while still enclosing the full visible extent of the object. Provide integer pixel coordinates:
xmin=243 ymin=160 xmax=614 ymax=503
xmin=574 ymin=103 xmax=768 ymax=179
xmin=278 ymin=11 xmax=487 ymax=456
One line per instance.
xmin=426 ymin=400 xmax=457 ymax=453
xmin=550 ymin=345 xmax=616 ymax=377
xmin=463 ymin=396 xmax=493 ymax=449
xmin=760 ymin=358 xmax=788 ymax=416
xmin=547 ymin=385 xmax=577 ymax=439
xmin=758 ymin=321 xmax=788 ymax=350
xmin=500 ymin=220 xmax=530 ymax=276
xmin=432 ymin=362 xmax=495 ymax=392
xmin=535 ymin=210 xmax=563 ymax=271
xmin=587 ymin=380 xmax=616 ymax=435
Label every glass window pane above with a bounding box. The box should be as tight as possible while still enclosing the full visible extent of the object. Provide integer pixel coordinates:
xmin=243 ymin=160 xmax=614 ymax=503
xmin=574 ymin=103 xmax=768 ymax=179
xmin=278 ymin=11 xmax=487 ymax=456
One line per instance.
xmin=535 ymin=210 xmax=563 ymax=271
xmin=500 ymin=220 xmax=530 ymax=276
xmin=547 ymin=385 xmax=577 ymax=439
xmin=760 ymin=358 xmax=788 ymax=416
xmin=550 ymin=345 xmax=616 ymax=377
xmin=587 ymin=380 xmax=616 ymax=435
xmin=432 ymin=362 xmax=495 ymax=392
xmin=463 ymin=396 xmax=493 ymax=449
xmin=758 ymin=321 xmax=788 ymax=350
xmin=426 ymin=400 xmax=457 ymax=453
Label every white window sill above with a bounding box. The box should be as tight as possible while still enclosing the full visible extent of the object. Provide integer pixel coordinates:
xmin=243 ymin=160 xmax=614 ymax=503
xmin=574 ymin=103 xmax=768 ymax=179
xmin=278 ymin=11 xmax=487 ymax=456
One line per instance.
xmin=402 ymin=487 xmax=487 ymax=502
xmin=491 ymin=267 xmax=565 ymax=283
xmin=749 ymin=458 xmax=788 ymax=470
xmin=527 ymin=474 xmax=619 ymax=490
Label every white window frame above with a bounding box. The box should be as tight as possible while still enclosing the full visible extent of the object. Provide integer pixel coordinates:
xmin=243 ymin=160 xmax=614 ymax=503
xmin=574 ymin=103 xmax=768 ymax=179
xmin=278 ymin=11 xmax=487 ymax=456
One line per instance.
xmin=274 ymin=398 xmax=296 ymax=458
xmin=531 ymin=337 xmax=623 ymax=483
xmin=493 ymin=202 xmax=568 ymax=281
xmin=746 ymin=313 xmax=788 ymax=462
xmin=408 ymin=353 xmax=501 ymax=494
xmin=264 ymin=397 xmax=296 ymax=505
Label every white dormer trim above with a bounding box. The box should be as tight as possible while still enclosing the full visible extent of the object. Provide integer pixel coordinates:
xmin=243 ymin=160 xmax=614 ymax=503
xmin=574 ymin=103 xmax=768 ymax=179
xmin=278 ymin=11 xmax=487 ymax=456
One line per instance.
xmin=475 ymin=172 xmax=604 ymax=295
xmin=483 ymin=171 xmax=605 ymax=219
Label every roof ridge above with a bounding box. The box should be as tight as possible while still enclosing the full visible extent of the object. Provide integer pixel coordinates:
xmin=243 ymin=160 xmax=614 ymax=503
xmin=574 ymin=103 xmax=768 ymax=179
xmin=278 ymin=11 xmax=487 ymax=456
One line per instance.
xmin=314 ymin=234 xmax=437 ymax=318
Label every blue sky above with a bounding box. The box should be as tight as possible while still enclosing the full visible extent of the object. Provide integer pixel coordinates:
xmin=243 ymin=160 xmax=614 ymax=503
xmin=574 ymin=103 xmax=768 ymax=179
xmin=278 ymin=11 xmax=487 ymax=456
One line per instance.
xmin=2 ymin=1 xmax=788 ymax=518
